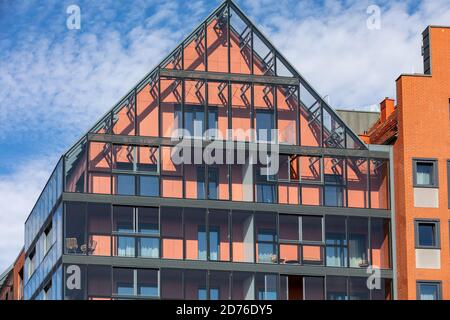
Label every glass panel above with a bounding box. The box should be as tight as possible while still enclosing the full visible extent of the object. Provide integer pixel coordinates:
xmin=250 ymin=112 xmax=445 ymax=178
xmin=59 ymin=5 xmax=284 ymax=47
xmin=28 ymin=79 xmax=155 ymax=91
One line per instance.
xmin=326 ymin=216 xmax=348 ymax=267
xmin=323 ymin=108 xmax=345 ymax=148
xmin=185 ymin=270 xmax=206 ymax=300
xmin=371 ymin=218 xmax=390 ymax=269
xmin=137 ymin=146 xmax=158 ymax=172
xmin=231 ymin=272 xmax=254 ymax=300
xmin=209 ymin=210 xmax=230 ymax=261
xmin=65 ymin=202 xmax=86 ymax=255
xmin=371 ymin=278 xmax=392 ymax=300
xmin=302 ymin=216 xmax=323 ymax=242
xmin=232 ymin=211 xmax=254 ymax=263
xmin=114 ymin=174 xmax=136 ymax=196
xmin=113 ymin=268 xmax=133 ymax=296
xmin=231 ymin=83 xmax=251 ymax=141
xmin=418 ymin=283 xmax=439 ymax=300
xmin=139 ymin=175 xmax=159 ymax=197
xmin=277 ymin=85 xmax=298 ymax=145
xmin=348 ymin=277 xmax=369 ymax=300
xmin=207 ymin=82 xmax=228 ymax=140
xmin=254 ymin=84 xmax=274 ymax=142
xmin=276 ymin=56 xmax=294 ymax=77
xmin=88 ymin=265 xmax=111 ymax=298
xmin=112 ymin=96 xmax=135 ymax=136
xmin=253 ymin=32 xmax=274 ymax=76
xmin=161 ymin=269 xmax=183 ymax=299
xmin=326 ymin=276 xmax=347 ymax=300
xmin=161 ymin=207 xmax=183 ymax=259
xmin=89 ymin=173 xmax=111 ymax=195
xmin=347 ymin=158 xmax=369 ymax=208
xmin=185 ymin=164 xmax=205 ymax=199
xmin=160 ymin=78 xmax=182 ymax=138
xmin=185 ymin=80 xmax=205 ymax=138
xmin=206 ymin=8 xmax=228 ymax=72
xmin=416 ymin=162 xmax=434 ymax=185
xmin=230 ymin=7 xmax=251 ymax=74
xmin=137 ymin=269 xmax=158 ymax=297
xmin=304 ymin=277 xmax=324 ymax=300
xmin=280 ymin=275 xmax=303 ymax=300
xmin=256 ymin=274 xmax=277 ymax=300
xmin=279 ymin=215 xmax=300 ymax=241
xmin=65 ymin=139 xmax=87 ymax=193
xmin=138 ymin=238 xmax=159 ymax=258
xmin=299 ymin=84 xmax=321 ymax=147
xmin=89 ymin=142 xmax=111 ymax=172
xmin=324 ymin=157 xmax=345 ymax=207
xmin=87 ymin=203 xmax=111 ymax=256
xmin=136 ymin=79 xmax=159 ymax=137
xmin=370 ymin=159 xmax=389 ymax=209
xmin=300 ymin=156 xmax=321 ymax=183
xmin=210 ymin=271 xmax=230 ymax=300
xmin=113 ymin=236 xmax=135 ymax=257
xmin=348 ymin=217 xmax=369 ymax=268
xmin=137 ymin=207 xmax=158 ymax=234
xmin=185 ymin=208 xmax=207 ymax=260
xmin=302 ymin=245 xmax=324 ymax=265
xmin=184 ymin=26 xmax=206 ymax=71
xmin=255 ymin=213 xmax=277 ymax=263
xmin=418 ymin=223 xmax=436 ymax=246
xmin=161 ymin=147 xmax=183 ymax=198
xmin=301 ymin=185 xmax=323 ymax=206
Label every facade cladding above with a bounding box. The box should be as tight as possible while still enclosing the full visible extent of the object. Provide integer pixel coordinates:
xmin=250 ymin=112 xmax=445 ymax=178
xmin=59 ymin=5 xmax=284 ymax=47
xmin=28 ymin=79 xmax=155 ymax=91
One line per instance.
xmin=365 ymin=26 xmax=450 ymax=300
xmin=21 ymin=0 xmax=394 ymax=300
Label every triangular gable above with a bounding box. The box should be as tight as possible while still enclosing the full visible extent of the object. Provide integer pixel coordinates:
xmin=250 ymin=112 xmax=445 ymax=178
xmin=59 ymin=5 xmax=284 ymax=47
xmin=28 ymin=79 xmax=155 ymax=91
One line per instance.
xmin=79 ymin=0 xmax=366 ymax=151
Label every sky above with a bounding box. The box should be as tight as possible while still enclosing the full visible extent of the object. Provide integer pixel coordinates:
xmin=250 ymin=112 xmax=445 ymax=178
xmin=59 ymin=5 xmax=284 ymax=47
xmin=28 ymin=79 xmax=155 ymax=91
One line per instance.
xmin=0 ymin=0 xmax=450 ymax=270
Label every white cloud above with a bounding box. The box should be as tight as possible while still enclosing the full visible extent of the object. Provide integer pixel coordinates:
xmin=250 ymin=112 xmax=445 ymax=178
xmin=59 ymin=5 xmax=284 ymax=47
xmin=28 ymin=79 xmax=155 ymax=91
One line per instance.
xmin=246 ymin=0 xmax=450 ymax=110
xmin=0 ymin=156 xmax=58 ymax=270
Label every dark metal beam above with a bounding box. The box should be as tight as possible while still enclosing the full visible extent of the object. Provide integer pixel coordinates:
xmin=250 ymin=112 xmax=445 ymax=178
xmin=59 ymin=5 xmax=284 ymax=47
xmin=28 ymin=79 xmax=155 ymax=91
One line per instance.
xmin=62 ymin=193 xmax=391 ymax=218
xmin=87 ymin=133 xmax=390 ymax=159
xmin=61 ymin=255 xmax=393 ymax=278
xmin=160 ymin=68 xmax=299 ymax=86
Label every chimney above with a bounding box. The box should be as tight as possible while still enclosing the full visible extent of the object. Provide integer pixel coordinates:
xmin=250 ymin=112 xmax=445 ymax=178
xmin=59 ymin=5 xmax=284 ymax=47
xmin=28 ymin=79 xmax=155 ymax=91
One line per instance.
xmin=380 ymin=98 xmax=395 ymax=122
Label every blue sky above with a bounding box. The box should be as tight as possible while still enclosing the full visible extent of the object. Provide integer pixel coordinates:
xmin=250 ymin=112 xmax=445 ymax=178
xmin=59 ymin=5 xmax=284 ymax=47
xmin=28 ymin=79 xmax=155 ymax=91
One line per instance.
xmin=0 ymin=0 xmax=449 ymax=270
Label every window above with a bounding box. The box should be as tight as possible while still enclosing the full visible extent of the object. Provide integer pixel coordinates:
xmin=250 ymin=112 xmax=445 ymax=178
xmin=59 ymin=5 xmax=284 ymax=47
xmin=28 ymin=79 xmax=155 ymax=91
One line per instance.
xmin=348 ymin=217 xmax=369 ymax=268
xmin=198 ymin=288 xmax=220 ymax=300
xmin=183 ymin=104 xmax=205 ymax=137
xmin=43 ymin=282 xmax=52 ymax=300
xmin=417 ymin=281 xmax=441 ymax=300
xmin=325 ymin=216 xmax=348 ymax=267
xmin=198 ymin=226 xmax=220 ymax=261
xmin=413 ymin=159 xmax=438 ymax=187
xmin=44 ymin=223 xmax=53 ymax=255
xmin=255 ymin=167 xmax=276 ymax=203
xmin=256 ymin=110 xmax=275 ymax=142
xmin=116 ymin=174 xmax=136 ymax=195
xmin=28 ymin=249 xmax=36 ymax=278
xmin=139 ymin=176 xmax=159 ymax=197
xmin=208 ymin=167 xmax=219 ymax=200
xmin=257 ymin=230 xmax=277 ymax=263
xmin=113 ymin=268 xmax=159 ymax=298
xmin=113 ymin=206 xmax=160 ymax=258
xmin=196 ymin=166 xmax=206 ymax=199
xmin=415 ymin=220 xmax=440 ymax=248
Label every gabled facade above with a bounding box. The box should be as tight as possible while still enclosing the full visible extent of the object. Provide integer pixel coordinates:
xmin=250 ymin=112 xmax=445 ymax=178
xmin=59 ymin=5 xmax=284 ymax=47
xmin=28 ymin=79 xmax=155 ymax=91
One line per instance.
xmin=22 ymin=0 xmax=394 ymax=300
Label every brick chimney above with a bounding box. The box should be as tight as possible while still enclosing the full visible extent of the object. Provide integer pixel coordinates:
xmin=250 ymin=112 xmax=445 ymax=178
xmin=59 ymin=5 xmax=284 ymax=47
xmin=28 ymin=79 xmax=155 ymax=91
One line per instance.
xmin=380 ymin=98 xmax=395 ymax=122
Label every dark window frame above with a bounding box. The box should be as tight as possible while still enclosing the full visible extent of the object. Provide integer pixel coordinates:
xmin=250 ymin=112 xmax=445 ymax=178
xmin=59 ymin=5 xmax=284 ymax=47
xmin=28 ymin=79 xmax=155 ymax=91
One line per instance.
xmin=413 ymin=158 xmax=438 ymax=188
xmin=416 ymin=281 xmax=442 ymax=300
xmin=414 ymin=219 xmax=440 ymax=249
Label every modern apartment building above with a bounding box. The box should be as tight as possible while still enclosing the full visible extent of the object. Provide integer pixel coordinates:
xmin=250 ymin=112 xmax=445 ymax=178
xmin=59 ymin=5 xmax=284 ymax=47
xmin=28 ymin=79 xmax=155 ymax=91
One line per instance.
xmin=20 ymin=0 xmax=394 ymax=300
xmin=365 ymin=26 xmax=450 ymax=300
